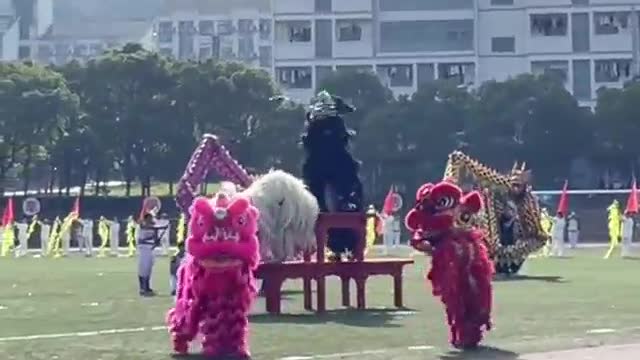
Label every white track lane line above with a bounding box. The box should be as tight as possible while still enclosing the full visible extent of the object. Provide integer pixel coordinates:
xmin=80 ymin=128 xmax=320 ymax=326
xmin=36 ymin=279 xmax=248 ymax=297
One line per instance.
xmin=0 ymin=324 xmax=636 ymax=360
xmin=0 ymin=326 xmax=167 ymax=342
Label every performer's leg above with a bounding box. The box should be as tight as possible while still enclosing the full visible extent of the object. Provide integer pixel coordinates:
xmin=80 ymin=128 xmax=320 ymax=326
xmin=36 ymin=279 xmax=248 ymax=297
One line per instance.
xmin=382 ymin=231 xmax=391 ymax=255
xmin=147 ymin=249 xmax=156 ymax=293
xmin=621 ymin=236 xmax=631 ymax=257
xmin=569 ymin=232 xmax=577 ymax=249
xmin=78 ymin=234 xmax=84 ymax=253
xmin=62 ymin=233 xmax=70 ymax=257
xmin=393 ymin=231 xmax=401 ymax=248
xmin=84 ymin=230 xmax=93 ymax=256
xmin=558 ymin=236 xmax=564 ymax=257
xmin=137 ymin=246 xmax=154 ymax=296
xmin=201 ymin=296 xmax=224 ymax=357
xmin=170 ymin=274 xmax=177 ymax=296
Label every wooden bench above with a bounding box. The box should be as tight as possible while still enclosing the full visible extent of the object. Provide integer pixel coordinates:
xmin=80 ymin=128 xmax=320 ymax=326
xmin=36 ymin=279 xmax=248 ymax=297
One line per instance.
xmin=256 ymin=258 xmax=413 ymax=314
xmin=255 ymin=212 xmax=414 ymax=314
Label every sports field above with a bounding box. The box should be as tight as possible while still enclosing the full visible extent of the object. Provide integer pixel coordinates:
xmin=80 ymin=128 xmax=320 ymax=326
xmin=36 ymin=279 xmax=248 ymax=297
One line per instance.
xmin=1 ymin=247 xmax=639 ymax=360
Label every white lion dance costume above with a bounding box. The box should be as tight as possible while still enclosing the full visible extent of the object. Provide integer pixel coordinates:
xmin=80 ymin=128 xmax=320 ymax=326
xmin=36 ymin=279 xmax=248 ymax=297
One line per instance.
xmin=176 ymin=135 xmax=319 ymax=263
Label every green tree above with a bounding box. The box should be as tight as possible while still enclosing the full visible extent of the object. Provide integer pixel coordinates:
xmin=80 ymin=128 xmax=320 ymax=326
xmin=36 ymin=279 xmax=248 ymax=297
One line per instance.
xmin=594 ymin=83 xmax=640 ymax=175
xmin=357 ymin=81 xmax=475 ymax=199
xmin=82 ymin=43 xmax=175 ymax=196
xmin=170 ymin=60 xmax=280 ymax=175
xmin=471 ymin=74 xmax=591 ymax=186
xmin=0 ymin=62 xmax=79 ymax=194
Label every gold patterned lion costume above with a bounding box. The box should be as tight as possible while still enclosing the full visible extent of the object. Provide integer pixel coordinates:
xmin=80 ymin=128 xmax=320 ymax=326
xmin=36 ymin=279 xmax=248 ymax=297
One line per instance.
xmin=443 ymin=151 xmax=549 ymax=274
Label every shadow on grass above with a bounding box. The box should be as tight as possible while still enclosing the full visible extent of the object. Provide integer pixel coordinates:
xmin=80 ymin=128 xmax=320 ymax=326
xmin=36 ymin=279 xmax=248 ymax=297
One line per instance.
xmin=250 ymin=308 xmax=414 ymax=328
xmin=439 ymin=345 xmax=520 ymax=360
xmin=493 ymin=275 xmax=566 ymax=283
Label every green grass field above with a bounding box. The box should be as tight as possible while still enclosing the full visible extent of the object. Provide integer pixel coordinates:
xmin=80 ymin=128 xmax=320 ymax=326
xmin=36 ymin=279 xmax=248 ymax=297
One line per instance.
xmin=0 ymin=248 xmax=639 ymax=360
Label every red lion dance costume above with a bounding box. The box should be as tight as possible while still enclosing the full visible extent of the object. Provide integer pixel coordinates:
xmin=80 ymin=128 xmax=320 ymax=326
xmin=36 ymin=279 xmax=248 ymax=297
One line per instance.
xmin=166 ymin=192 xmax=260 ymax=358
xmin=405 ymin=180 xmax=494 ymax=349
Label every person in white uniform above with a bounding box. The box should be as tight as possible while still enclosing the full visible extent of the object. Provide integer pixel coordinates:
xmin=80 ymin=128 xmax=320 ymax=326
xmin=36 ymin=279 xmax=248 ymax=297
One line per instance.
xmin=391 ymin=215 xmax=401 ymax=248
xmin=40 ymin=220 xmax=50 ymax=256
xmin=550 ymin=212 xmax=566 ymax=257
xmin=621 ymin=213 xmax=635 ymax=258
xmin=381 ymin=213 xmax=396 ymax=255
xmin=567 ymin=212 xmax=579 ymax=249
xmin=110 ymin=217 xmax=120 ymax=256
xmin=79 ymin=219 xmax=93 ymax=257
xmin=15 ymin=221 xmax=28 ymax=257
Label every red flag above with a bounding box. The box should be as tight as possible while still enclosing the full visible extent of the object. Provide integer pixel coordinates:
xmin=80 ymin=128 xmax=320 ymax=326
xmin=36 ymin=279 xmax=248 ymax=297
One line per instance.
xmin=382 ymin=185 xmax=397 ymax=216
xmin=2 ymin=197 xmax=14 ymax=226
xmin=625 ymin=179 xmax=638 ymax=215
xmin=556 ymin=180 xmax=569 ymax=216
xmin=71 ymin=197 xmax=80 ymax=217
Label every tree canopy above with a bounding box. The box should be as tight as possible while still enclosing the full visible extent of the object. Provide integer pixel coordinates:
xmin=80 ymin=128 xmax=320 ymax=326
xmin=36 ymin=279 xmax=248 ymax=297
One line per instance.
xmin=0 ymin=44 xmax=636 ymax=200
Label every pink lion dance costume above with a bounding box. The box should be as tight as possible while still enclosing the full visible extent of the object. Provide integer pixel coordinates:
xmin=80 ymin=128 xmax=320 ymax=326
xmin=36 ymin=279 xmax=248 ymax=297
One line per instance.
xmin=405 ymin=180 xmax=494 ymax=349
xmin=166 ymin=192 xmax=260 ymax=358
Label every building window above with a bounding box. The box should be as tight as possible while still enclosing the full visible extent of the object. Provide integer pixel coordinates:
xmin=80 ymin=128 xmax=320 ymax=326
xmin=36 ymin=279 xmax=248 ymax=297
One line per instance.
xmin=531 ymin=61 xmax=568 ymax=83
xmin=337 ymin=22 xmax=362 ymax=42
xmin=239 ymin=37 xmax=255 ymax=59
xmin=594 ymin=59 xmax=631 ymax=83
xmin=315 ymin=0 xmax=332 ymax=12
xmin=378 ymin=65 xmax=413 ymax=87
xmin=238 ymin=19 xmax=256 ymax=34
xmin=437 ymin=63 xmax=475 ymax=85
xmin=218 ymin=20 xmax=235 ymax=35
xmin=491 ymin=0 xmax=514 ymax=5
xmin=277 ymin=67 xmax=312 ymax=89
xmin=158 ymin=21 xmax=174 ymax=43
xmin=199 ymin=20 xmax=215 ymax=36
xmin=572 ymin=0 xmax=589 ymax=5
xmin=259 ymin=46 xmax=272 ymax=67
xmin=289 ymin=24 xmax=311 ymax=42
xmin=491 ymin=36 xmax=515 ymax=53
xmin=199 ymin=47 xmax=212 ymax=60
xmin=530 ymin=14 xmax=568 ymax=36
xmin=178 ymin=21 xmax=196 ymax=35
xmin=594 ymin=12 xmax=629 ymax=35
xmin=276 ymin=21 xmax=312 ymax=42
xmin=259 ymin=19 xmax=272 ymax=40
xmin=18 ymin=46 xmax=31 ymax=59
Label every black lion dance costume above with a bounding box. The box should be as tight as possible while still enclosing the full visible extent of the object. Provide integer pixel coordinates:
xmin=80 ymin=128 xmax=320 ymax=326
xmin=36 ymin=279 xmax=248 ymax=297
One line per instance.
xmin=301 ymin=91 xmax=364 ymax=261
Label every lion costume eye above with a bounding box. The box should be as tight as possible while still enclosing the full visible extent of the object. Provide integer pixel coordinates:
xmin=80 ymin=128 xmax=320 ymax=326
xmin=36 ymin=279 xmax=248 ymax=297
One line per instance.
xmin=435 ymin=196 xmax=455 ymax=210
xmin=460 ymin=213 xmax=471 ymax=223
xmin=236 ymin=214 xmax=247 ymax=227
xmin=197 ymin=215 xmax=205 ymax=227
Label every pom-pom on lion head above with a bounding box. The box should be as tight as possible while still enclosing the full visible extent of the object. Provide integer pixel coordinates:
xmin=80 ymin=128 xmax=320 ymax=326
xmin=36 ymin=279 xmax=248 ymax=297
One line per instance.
xmin=405 ymin=180 xmax=483 ymax=238
xmin=187 ymin=193 xmax=260 ymax=271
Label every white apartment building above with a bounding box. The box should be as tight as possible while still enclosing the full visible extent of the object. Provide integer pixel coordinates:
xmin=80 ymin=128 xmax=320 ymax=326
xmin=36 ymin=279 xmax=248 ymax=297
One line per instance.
xmin=0 ymin=15 xmax=19 ymax=61
xmin=156 ymin=0 xmax=640 ymax=106
xmin=19 ymin=20 xmax=155 ymax=65
xmin=152 ymin=0 xmax=273 ymax=72
xmin=268 ymin=0 xmax=640 ymax=106
xmin=1 ymin=0 xmax=159 ymax=65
